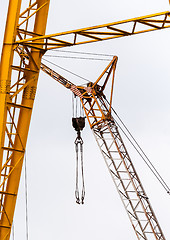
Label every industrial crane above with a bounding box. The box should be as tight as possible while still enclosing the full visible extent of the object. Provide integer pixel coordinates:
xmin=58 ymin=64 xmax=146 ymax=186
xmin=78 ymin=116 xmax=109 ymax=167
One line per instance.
xmin=0 ymin=0 xmax=170 ymax=239
xmin=40 ymin=59 xmax=166 ymax=240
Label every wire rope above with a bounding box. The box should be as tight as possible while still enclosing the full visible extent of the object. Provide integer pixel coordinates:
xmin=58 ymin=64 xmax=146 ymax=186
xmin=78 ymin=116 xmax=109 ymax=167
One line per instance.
xmin=42 ymin=58 xmax=91 ymax=83
xmin=12 ymin=223 xmax=14 ymax=240
xmin=105 ymin=99 xmax=170 ymax=194
xmin=44 ymin=55 xmax=112 ymax=61
xmin=48 ymin=49 xmax=114 ymax=57
xmin=24 ymin=152 xmax=29 ymax=240
xmin=42 ymin=54 xmax=169 ymax=193
xmin=74 ymin=128 xmax=85 ymax=204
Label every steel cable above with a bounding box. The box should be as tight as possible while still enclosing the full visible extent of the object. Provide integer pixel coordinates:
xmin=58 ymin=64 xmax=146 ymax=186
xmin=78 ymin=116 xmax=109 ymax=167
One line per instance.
xmin=24 ymin=152 xmax=29 ymax=240
xmin=48 ymin=49 xmax=114 ymax=57
xmin=44 ymin=55 xmax=112 ymax=61
xmin=75 ymin=136 xmax=85 ymax=204
xmin=104 ymin=98 xmax=170 ymax=194
xmin=42 ymin=58 xmax=91 ymax=83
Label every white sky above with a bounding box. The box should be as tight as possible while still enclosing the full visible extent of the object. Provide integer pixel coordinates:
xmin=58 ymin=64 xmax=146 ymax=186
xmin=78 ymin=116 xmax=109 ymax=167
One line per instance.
xmin=0 ymin=0 xmax=170 ymax=239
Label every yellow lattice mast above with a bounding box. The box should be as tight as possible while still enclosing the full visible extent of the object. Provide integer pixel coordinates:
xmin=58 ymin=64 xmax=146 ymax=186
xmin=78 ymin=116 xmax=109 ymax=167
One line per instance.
xmin=0 ymin=1 xmax=170 ymax=239
xmin=0 ymin=1 xmax=50 ymax=239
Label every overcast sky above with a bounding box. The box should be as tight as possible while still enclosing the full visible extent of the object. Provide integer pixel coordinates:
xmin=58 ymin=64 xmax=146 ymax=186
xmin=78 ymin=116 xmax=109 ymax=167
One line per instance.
xmin=0 ymin=0 xmax=170 ymax=240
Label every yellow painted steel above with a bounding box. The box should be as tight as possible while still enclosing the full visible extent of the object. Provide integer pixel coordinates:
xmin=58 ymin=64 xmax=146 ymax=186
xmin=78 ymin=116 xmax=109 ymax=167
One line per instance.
xmin=40 ymin=60 xmax=166 ymax=240
xmin=40 ymin=58 xmax=118 ymax=129
xmin=0 ymin=0 xmax=22 ymax=176
xmin=81 ymin=59 xmax=118 ymax=129
xmin=15 ymin=11 xmax=170 ymax=50
xmin=0 ymin=1 xmax=170 ymax=240
xmin=0 ymin=0 xmax=50 ymax=239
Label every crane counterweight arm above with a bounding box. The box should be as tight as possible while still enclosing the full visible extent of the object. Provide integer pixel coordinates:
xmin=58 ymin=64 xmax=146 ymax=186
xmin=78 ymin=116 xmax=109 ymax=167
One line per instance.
xmin=40 ymin=62 xmax=85 ymax=98
xmin=15 ymin=11 xmax=170 ymax=50
xmin=40 ymin=55 xmax=118 ymax=105
xmin=40 ymin=62 xmax=73 ymax=89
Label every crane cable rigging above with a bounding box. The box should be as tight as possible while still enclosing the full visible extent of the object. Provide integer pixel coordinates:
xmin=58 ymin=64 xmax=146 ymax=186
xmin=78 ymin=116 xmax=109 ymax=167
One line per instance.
xmin=49 ymin=49 xmax=114 ymax=57
xmin=103 ymin=98 xmax=170 ymax=195
xmin=44 ymin=49 xmax=113 ymax=61
xmin=44 ymin=55 xmax=112 ymax=61
xmin=72 ymin=95 xmax=86 ymax=204
xmin=42 ymin=58 xmax=90 ymax=83
xmin=74 ymin=127 xmax=85 ymax=204
xmin=42 ymin=56 xmax=170 ymax=196
xmin=24 ymin=152 xmax=29 ymax=240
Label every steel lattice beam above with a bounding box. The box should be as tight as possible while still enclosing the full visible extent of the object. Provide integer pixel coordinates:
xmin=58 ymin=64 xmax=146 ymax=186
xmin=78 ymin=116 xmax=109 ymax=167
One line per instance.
xmin=15 ymin=11 xmax=170 ymax=50
xmin=0 ymin=1 xmax=169 ymax=239
xmin=0 ymin=1 xmax=50 ymax=239
xmin=81 ymin=94 xmax=165 ymax=240
xmin=38 ymin=56 xmax=167 ymax=240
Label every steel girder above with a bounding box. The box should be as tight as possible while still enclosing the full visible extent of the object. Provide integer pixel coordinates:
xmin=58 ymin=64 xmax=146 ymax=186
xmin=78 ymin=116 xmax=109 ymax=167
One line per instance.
xmin=0 ymin=1 xmax=50 ymax=239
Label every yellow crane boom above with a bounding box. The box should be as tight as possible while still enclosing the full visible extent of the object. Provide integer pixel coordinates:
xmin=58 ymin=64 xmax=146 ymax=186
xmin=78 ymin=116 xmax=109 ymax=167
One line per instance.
xmin=16 ymin=11 xmax=170 ymax=50
xmin=40 ymin=60 xmax=166 ymax=240
xmin=0 ymin=0 xmax=169 ymax=239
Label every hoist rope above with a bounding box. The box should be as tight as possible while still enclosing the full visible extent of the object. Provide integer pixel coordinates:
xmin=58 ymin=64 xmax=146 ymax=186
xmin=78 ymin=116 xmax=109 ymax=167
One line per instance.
xmin=42 ymin=54 xmax=169 ymax=194
xmin=75 ymin=141 xmax=80 ymax=203
xmin=24 ymin=152 xmax=29 ymax=240
xmin=80 ymin=143 xmax=85 ymax=203
xmin=76 ymin=97 xmax=78 ymax=117
xmin=12 ymin=223 xmax=14 ymax=240
xmin=114 ymin=113 xmax=170 ymax=194
xmin=105 ymin=99 xmax=170 ymax=194
xmin=44 ymin=55 xmax=112 ymax=61
xmin=72 ymin=94 xmax=75 ymax=118
xmin=80 ymin=100 xmax=84 ymax=117
xmin=42 ymin=58 xmax=91 ymax=83
xmin=75 ymin=135 xmax=85 ymax=204
xmin=72 ymin=98 xmax=86 ymax=204
xmin=49 ymin=49 xmax=114 ymax=57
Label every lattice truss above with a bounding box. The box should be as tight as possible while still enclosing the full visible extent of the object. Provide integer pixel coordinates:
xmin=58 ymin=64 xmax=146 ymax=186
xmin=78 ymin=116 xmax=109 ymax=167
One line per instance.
xmin=0 ymin=0 xmax=169 ymax=238
xmin=16 ymin=11 xmax=170 ymax=50
xmin=0 ymin=0 xmax=43 ymax=233
xmin=81 ymin=94 xmax=165 ymax=240
xmin=38 ymin=58 xmax=166 ymax=240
